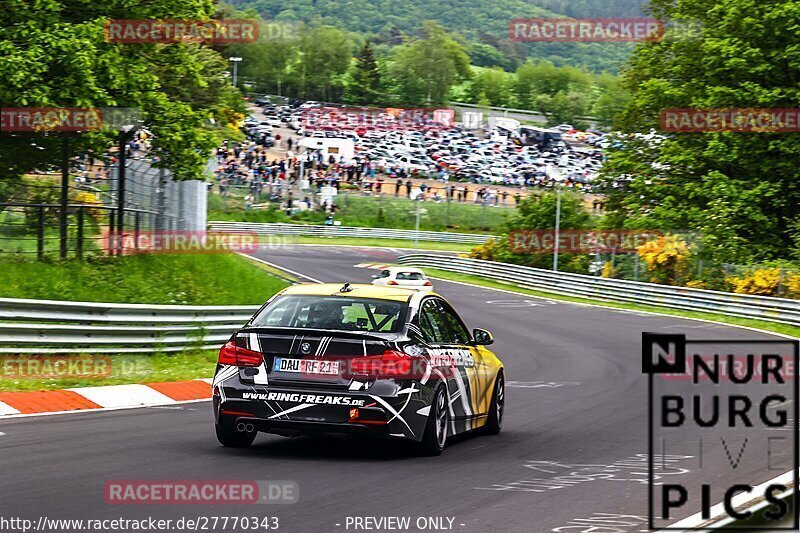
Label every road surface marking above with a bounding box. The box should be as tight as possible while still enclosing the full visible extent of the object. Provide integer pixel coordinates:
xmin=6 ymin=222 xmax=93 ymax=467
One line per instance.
xmin=240 ymin=253 xmax=323 ymax=283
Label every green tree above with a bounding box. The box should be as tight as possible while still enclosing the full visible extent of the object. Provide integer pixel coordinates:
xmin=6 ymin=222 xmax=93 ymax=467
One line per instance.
xmin=388 ymin=21 xmax=471 ymax=105
xmin=227 ymin=18 xmax=298 ymax=97
xmin=514 ymin=59 xmax=592 ymax=100
xmin=292 ymin=24 xmax=352 ymax=101
xmin=229 ymin=0 xmax=638 ymax=73
xmin=540 ymin=90 xmax=590 ymax=125
xmin=471 ymin=191 xmax=594 ymax=270
xmin=602 ymin=0 xmax=800 ymax=264
xmin=0 ymin=0 xmax=243 ymax=194
xmin=345 ymin=41 xmax=383 ymax=105
xmin=514 ymin=60 xmax=539 ymax=109
xmin=465 ymin=66 xmax=514 ymax=107
xmin=591 ymin=76 xmax=630 ymax=127
xmin=466 ymin=42 xmax=514 ymax=70
xmin=507 ymin=190 xmax=592 ymax=233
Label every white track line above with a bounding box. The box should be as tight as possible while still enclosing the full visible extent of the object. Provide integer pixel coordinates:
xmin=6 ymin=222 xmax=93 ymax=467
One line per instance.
xmin=0 ymin=401 xmax=21 ymax=416
xmin=238 ymin=253 xmax=323 ymax=283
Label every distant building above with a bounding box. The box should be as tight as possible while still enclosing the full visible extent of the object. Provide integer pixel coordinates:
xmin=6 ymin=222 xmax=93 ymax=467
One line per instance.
xmin=298 ymin=137 xmax=355 ymax=162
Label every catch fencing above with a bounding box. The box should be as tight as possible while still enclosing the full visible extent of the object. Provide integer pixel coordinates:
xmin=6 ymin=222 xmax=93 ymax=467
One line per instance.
xmin=397 ymin=254 xmax=800 ymax=327
xmin=207 ymin=221 xmax=492 ymax=245
xmin=109 ymin=156 xmax=209 ymax=233
xmin=0 ymin=157 xmax=209 ymax=259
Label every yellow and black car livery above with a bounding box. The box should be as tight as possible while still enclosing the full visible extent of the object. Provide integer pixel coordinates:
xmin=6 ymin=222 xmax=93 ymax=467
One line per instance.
xmin=212 ymin=283 xmax=505 ymax=455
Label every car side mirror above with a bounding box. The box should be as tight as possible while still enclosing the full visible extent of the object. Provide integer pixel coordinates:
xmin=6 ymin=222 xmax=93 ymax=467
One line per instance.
xmin=472 ymin=328 xmax=494 ymax=346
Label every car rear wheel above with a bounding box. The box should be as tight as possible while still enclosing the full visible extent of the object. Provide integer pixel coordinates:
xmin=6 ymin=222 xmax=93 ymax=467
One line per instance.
xmin=484 ymin=373 xmax=504 ymax=435
xmin=420 ymin=386 xmax=449 ymax=456
xmin=216 ymin=422 xmax=257 ymax=448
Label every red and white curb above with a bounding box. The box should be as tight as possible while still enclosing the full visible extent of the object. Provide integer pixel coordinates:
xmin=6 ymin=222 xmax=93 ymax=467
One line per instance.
xmin=0 ymin=378 xmax=212 ymax=418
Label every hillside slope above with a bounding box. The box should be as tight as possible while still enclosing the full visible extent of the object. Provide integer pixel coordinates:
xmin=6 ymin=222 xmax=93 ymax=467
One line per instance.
xmin=229 ymin=0 xmax=646 ymax=71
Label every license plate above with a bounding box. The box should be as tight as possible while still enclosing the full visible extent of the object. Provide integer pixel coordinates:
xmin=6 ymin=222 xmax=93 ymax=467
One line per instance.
xmin=273 ymin=358 xmax=340 ymax=376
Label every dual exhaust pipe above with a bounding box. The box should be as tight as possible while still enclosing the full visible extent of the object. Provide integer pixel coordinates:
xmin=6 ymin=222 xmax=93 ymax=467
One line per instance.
xmin=236 ymin=422 xmax=255 ymax=433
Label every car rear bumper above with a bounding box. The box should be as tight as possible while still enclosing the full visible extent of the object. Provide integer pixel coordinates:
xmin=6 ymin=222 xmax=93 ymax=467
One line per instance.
xmin=212 ymin=383 xmax=431 ymax=442
xmin=216 ymin=405 xmax=394 ymax=439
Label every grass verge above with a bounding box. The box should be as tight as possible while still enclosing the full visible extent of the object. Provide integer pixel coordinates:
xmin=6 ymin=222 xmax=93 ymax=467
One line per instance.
xmin=209 ymin=192 xmax=511 ymax=234
xmin=237 ymin=252 xmax=299 ymax=283
xmin=0 ymin=253 xmax=290 ymax=305
xmin=0 ymin=254 xmax=290 ymax=391
xmin=0 ymin=350 xmax=218 ymax=392
xmin=422 ymin=267 xmax=800 ymax=338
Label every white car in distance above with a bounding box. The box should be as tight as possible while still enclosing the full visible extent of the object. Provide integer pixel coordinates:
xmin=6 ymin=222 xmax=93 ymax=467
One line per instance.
xmin=371 ymin=267 xmax=433 ymax=290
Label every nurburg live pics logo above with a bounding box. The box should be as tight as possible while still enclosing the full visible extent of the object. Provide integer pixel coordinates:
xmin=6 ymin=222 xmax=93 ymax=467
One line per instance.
xmin=642 ymin=333 xmax=799 ymax=530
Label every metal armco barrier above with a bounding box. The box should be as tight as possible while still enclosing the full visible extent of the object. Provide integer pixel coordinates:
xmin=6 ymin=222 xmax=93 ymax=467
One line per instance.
xmin=397 ymin=254 xmax=800 ymax=327
xmin=207 ymin=221 xmax=492 ymax=245
xmin=0 ymin=297 xmax=261 ymax=353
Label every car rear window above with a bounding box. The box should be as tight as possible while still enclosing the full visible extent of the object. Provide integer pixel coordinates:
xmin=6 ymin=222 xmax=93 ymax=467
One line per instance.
xmin=251 ymin=296 xmax=407 ymax=333
xmin=396 ymin=272 xmax=424 ymax=281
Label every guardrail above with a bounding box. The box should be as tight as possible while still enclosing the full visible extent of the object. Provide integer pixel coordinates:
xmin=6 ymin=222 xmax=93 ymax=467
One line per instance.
xmin=451 ymin=101 xmax=600 ymax=123
xmin=397 ymin=254 xmax=800 ymax=327
xmin=208 ymin=221 xmax=492 ymax=245
xmin=0 ymin=297 xmax=261 ymax=353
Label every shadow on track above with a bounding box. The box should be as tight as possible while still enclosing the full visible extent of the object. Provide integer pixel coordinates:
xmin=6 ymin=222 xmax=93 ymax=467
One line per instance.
xmin=212 ymin=431 xmax=485 ymax=462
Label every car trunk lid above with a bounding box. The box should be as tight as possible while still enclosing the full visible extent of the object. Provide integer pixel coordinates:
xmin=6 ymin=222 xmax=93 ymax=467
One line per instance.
xmin=236 ymin=327 xmax=400 ymax=391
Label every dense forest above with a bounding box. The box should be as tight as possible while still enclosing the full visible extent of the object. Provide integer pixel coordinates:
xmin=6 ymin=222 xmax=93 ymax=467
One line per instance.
xmin=228 ymin=0 xmax=646 ymax=72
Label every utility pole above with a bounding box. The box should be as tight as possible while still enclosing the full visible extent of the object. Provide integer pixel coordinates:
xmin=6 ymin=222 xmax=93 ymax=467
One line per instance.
xmin=414 ymin=196 xmax=421 ymax=249
xmin=548 ymin=164 xmax=564 ymax=272
xmin=229 ymin=57 xmax=242 ymax=88
xmin=59 ymin=135 xmax=71 ymax=259
xmin=553 ymin=181 xmax=562 ymax=271
xmin=115 ymin=125 xmax=143 ymax=255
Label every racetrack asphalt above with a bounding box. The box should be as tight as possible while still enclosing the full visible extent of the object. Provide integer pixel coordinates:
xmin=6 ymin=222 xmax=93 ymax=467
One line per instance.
xmin=0 ymin=244 xmax=792 ymax=532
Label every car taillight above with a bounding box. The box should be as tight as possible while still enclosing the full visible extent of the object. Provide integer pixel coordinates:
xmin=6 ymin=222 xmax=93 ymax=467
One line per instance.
xmin=236 ymin=346 xmax=264 ymax=366
xmin=387 ymin=281 xmax=399 ymax=285
xmin=218 ymin=341 xmax=237 ymax=365
xmin=349 ymin=349 xmax=417 ymax=378
xmin=423 ymin=281 xmax=432 ymax=286
xmin=218 ymin=341 xmax=263 ymax=367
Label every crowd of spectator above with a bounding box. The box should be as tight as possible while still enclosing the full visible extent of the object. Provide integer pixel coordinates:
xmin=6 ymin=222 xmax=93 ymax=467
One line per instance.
xmin=214 ymin=140 xmax=529 ymax=211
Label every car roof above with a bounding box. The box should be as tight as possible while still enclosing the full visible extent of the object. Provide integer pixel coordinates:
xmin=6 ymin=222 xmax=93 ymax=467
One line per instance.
xmin=280 ymin=283 xmax=424 ymax=302
xmin=387 ymin=266 xmax=425 ymax=274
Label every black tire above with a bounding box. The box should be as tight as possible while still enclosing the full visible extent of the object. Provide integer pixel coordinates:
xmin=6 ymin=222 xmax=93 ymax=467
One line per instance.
xmin=484 ymin=372 xmax=504 ymax=435
xmin=420 ymin=386 xmax=449 ymax=456
xmin=215 ymin=422 xmax=257 ymax=448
